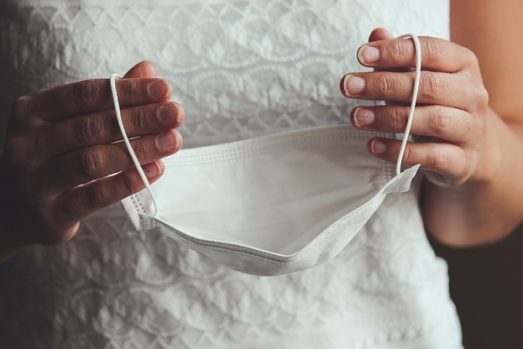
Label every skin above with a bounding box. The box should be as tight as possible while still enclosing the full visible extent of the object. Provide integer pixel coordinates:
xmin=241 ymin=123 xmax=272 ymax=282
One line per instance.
xmin=0 ymin=0 xmax=521 ymax=261
xmin=0 ymin=61 xmax=185 ymax=261
xmin=341 ymin=0 xmax=523 ymax=247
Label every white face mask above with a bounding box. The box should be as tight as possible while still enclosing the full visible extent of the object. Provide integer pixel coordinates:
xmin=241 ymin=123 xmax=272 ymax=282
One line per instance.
xmin=113 ymin=34 xmax=422 ymax=276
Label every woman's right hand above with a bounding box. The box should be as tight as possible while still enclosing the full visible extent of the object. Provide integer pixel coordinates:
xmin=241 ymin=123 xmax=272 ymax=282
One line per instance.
xmin=0 ymin=61 xmax=184 ymax=259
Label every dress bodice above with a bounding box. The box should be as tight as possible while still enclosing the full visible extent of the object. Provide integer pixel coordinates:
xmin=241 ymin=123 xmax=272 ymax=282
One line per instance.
xmin=0 ymin=1 xmax=462 ymax=348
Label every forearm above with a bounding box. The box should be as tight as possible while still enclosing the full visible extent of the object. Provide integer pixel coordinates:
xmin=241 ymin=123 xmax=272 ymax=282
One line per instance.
xmin=421 ymin=108 xmax=523 ymax=246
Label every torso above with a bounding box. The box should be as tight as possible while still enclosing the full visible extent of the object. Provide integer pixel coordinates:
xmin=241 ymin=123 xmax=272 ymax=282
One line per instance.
xmin=0 ymin=1 xmax=462 ymax=348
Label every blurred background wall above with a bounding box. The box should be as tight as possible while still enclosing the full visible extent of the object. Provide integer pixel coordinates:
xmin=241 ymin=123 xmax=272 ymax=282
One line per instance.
xmin=430 ymin=225 xmax=523 ymax=349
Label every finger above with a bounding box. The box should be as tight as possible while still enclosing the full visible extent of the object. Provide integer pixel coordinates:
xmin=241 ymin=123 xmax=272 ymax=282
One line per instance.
xmin=124 ymin=60 xmax=158 ymax=79
xmin=368 ymin=28 xmax=401 ymax=73
xmin=52 ymin=161 xmax=164 ymax=231
xmin=341 ymin=71 xmax=476 ymax=110
xmin=351 ymin=105 xmax=475 ymax=143
xmin=368 ymin=138 xmax=467 ymax=180
xmin=27 ymin=77 xmax=172 ymax=121
xmin=357 ymin=36 xmax=476 ymax=73
xmin=368 ymin=27 xmax=394 ymax=42
xmin=38 ymin=130 xmax=181 ymax=192
xmin=38 ymin=102 xmax=184 ymax=159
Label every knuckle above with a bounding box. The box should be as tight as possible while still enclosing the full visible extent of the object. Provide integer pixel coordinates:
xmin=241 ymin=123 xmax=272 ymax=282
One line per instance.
xmin=80 ymin=148 xmax=105 ymax=177
xmin=385 ymin=41 xmax=409 ymax=64
xmin=374 ymin=75 xmax=396 ymax=96
xmin=387 ymin=108 xmax=407 ymax=130
xmin=129 ymin=107 xmax=148 ymax=131
xmin=426 ymin=107 xmax=452 ymax=135
xmin=75 ymin=116 xmax=105 ymax=145
xmin=424 ymin=38 xmax=444 ymax=63
xmin=420 ymin=72 xmax=445 ymax=99
xmin=119 ymin=80 xmax=139 ymax=100
xmin=73 ymin=79 xmax=106 ymax=107
xmin=131 ymin=140 xmax=150 ymax=160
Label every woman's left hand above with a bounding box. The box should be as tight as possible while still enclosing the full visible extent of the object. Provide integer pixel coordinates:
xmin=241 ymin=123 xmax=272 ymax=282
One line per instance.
xmin=340 ymin=28 xmax=491 ymax=187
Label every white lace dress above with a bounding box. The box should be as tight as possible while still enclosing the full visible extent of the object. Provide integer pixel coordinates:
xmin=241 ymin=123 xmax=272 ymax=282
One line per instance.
xmin=0 ymin=0 xmax=462 ymax=348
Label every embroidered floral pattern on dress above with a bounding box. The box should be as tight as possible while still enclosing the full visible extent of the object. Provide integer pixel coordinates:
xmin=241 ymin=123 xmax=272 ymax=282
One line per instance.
xmin=0 ymin=0 xmax=462 ymax=348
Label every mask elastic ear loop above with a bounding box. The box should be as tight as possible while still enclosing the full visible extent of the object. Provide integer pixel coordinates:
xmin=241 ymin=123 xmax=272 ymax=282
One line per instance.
xmin=109 ymin=73 xmax=160 ymax=218
xmin=395 ymin=34 xmax=422 ymax=176
xmin=109 ymin=37 xmax=419 ymax=214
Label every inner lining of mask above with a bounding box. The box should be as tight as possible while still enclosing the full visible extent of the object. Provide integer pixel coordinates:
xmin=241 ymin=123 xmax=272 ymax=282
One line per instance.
xmin=109 ymin=33 xmax=421 ymax=221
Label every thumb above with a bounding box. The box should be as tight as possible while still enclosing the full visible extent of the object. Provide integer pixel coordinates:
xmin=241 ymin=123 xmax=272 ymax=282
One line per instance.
xmin=368 ymin=27 xmax=394 ymax=42
xmin=123 ymin=60 xmax=158 ymax=78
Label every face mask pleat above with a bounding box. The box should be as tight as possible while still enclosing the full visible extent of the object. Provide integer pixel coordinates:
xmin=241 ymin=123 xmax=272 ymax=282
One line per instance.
xmin=112 ymin=34 xmax=422 ymax=275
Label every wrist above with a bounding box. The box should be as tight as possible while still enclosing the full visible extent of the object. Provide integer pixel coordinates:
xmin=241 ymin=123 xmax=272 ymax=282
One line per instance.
xmin=421 ymin=108 xmax=523 ymax=247
xmin=467 ymin=108 xmax=503 ymax=185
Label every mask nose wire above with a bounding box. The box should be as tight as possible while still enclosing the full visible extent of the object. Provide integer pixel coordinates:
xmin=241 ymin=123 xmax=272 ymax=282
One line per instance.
xmin=109 ymin=73 xmax=160 ymax=218
xmin=395 ymin=34 xmax=422 ymax=176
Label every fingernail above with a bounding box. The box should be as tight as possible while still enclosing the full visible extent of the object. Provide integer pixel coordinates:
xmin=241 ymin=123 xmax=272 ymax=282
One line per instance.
xmin=156 ymin=131 xmax=177 ymax=151
xmin=354 ymin=108 xmax=375 ymax=127
xmin=358 ymin=45 xmax=380 ymax=64
xmin=144 ymin=162 xmax=160 ymax=178
xmin=148 ymin=80 xmax=170 ymax=100
xmin=371 ymin=139 xmax=387 ymax=154
xmin=343 ymin=75 xmax=365 ymax=96
xmin=157 ymin=105 xmax=176 ymax=125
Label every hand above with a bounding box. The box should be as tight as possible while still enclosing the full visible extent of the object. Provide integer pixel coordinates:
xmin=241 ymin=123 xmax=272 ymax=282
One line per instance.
xmin=340 ymin=28 xmax=491 ymax=187
xmin=0 ymin=61 xmax=184 ymax=251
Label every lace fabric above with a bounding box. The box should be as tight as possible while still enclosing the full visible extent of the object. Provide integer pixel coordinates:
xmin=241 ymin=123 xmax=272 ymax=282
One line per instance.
xmin=0 ymin=0 xmax=462 ymax=348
